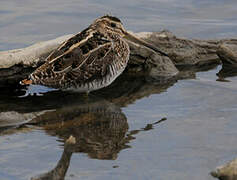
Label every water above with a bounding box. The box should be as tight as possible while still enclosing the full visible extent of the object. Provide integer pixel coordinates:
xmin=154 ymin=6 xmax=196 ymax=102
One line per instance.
xmin=1 ymin=1 xmax=237 ymax=180
xmin=1 ymin=0 xmax=237 ymax=51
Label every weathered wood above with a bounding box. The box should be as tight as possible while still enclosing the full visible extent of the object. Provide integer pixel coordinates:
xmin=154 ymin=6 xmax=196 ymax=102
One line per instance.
xmin=127 ymin=38 xmax=178 ymax=79
xmin=217 ymin=40 xmax=237 ymax=65
xmin=0 ymin=34 xmax=73 ymax=69
xmin=139 ymin=30 xmax=221 ymax=66
xmin=211 ymin=158 xmax=237 ymax=180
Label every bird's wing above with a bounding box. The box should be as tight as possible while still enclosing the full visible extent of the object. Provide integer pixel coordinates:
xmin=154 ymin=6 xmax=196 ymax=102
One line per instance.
xmin=30 ymin=30 xmax=125 ymax=88
xmin=46 ymin=27 xmax=93 ymax=62
xmin=64 ymin=42 xmax=116 ymax=85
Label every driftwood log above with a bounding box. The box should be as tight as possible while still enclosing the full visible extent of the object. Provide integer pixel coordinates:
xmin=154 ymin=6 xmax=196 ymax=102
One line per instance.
xmin=0 ymin=30 xmax=236 ymax=86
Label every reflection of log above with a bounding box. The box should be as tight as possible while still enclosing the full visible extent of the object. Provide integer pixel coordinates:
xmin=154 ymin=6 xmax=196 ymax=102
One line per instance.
xmin=93 ymin=72 xmax=176 ymax=107
xmin=211 ymin=158 xmax=237 ymax=180
xmin=0 ymin=111 xmax=39 ymax=127
xmin=0 ymin=62 xmax=219 ymax=131
xmin=0 ymin=62 xmax=217 ymax=121
xmin=0 ymin=91 xmax=167 ymax=180
xmin=2 ymin=30 xmax=236 ymax=86
xmin=0 ymin=71 xmax=176 ymax=116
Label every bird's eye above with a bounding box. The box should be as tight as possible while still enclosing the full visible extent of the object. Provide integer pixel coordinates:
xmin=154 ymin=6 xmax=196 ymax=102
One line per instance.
xmin=110 ymin=22 xmax=116 ymax=28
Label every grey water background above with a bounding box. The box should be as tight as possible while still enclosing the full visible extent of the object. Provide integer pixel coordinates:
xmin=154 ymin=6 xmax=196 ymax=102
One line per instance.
xmin=1 ymin=0 xmax=237 ymax=50
xmin=0 ymin=0 xmax=237 ymax=180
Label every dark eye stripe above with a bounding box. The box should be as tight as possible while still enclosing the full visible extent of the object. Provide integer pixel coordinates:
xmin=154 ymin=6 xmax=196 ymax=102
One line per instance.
xmin=110 ymin=22 xmax=116 ymax=28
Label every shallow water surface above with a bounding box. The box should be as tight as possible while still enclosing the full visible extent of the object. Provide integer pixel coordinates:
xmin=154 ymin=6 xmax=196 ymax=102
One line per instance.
xmin=1 ymin=0 xmax=237 ymax=50
xmin=1 ymin=1 xmax=237 ymax=180
xmin=1 ymin=65 xmax=237 ymax=180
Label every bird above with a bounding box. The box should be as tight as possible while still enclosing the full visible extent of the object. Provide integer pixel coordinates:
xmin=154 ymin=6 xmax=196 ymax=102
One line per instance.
xmin=20 ymin=15 xmax=167 ymax=93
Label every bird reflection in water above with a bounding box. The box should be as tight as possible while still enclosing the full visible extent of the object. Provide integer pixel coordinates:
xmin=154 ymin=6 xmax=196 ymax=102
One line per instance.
xmin=1 ymin=72 xmax=174 ymax=180
xmin=29 ymin=97 xmax=166 ymax=180
xmin=0 ymin=61 xmax=233 ymax=180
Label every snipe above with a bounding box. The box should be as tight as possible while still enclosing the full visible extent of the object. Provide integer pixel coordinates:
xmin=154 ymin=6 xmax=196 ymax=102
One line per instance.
xmin=21 ymin=15 xmax=167 ymax=92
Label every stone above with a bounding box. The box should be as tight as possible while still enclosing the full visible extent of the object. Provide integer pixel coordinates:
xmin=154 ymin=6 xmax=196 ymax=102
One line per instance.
xmin=211 ymin=158 xmax=237 ymax=180
xmin=142 ymin=30 xmax=220 ymax=66
xmin=217 ymin=40 xmax=237 ymax=65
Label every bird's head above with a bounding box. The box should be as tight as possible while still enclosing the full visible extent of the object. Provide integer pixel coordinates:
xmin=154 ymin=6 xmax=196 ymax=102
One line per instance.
xmin=92 ymin=15 xmax=126 ymax=36
xmin=92 ymin=15 xmax=168 ymax=56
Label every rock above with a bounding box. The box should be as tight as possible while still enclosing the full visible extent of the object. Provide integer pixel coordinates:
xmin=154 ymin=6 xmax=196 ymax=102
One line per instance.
xmin=211 ymin=158 xmax=237 ymax=180
xmin=217 ymin=40 xmax=237 ymax=66
xmin=127 ymin=39 xmax=179 ymax=79
xmin=142 ymin=30 xmax=220 ymax=66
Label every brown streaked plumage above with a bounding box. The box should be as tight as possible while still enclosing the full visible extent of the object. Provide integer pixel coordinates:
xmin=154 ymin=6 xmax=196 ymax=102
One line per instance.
xmin=20 ymin=15 xmax=167 ymax=92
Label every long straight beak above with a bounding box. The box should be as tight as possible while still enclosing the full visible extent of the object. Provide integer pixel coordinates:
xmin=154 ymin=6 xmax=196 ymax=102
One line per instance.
xmin=123 ymin=31 xmax=168 ymax=57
